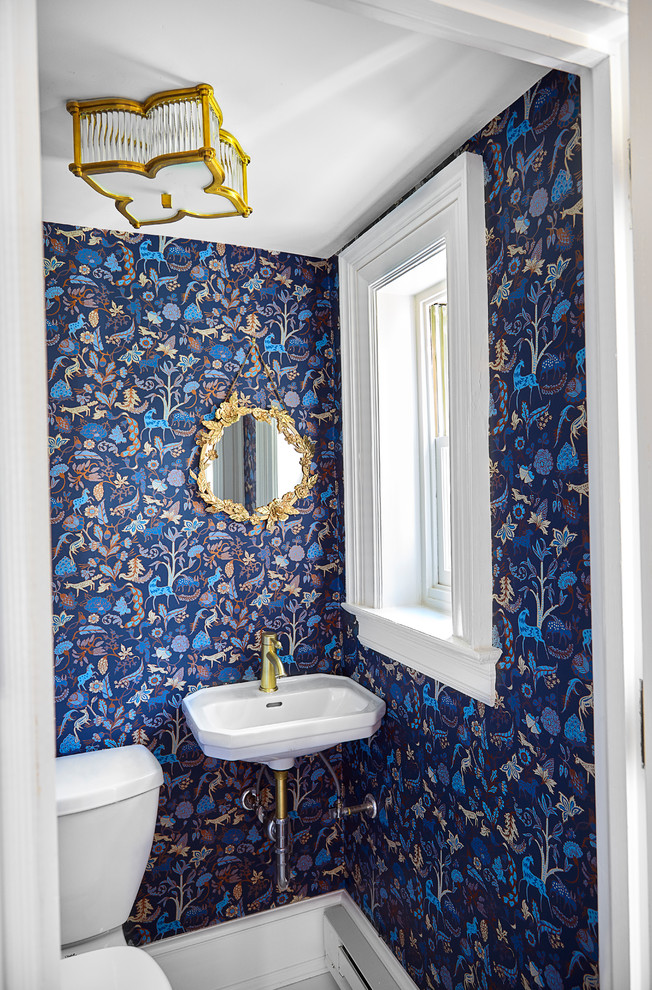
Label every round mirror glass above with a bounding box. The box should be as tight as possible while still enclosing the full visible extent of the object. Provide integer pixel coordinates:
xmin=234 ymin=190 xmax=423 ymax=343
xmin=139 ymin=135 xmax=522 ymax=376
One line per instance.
xmin=208 ymin=413 xmax=304 ymax=511
xmin=194 ymin=391 xmax=316 ymax=530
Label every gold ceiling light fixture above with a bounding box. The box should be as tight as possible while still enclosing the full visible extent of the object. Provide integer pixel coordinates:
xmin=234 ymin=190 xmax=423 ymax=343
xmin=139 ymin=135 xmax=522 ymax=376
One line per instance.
xmin=67 ymin=83 xmax=251 ymax=228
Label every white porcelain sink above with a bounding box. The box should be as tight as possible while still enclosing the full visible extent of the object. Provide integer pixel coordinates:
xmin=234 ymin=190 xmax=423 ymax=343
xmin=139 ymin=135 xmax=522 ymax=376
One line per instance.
xmin=182 ymin=674 xmax=386 ymax=770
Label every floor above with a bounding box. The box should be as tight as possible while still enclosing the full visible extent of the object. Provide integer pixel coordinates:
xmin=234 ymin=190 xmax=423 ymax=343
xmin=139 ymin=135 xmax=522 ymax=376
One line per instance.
xmin=285 ymin=975 xmax=339 ymax=990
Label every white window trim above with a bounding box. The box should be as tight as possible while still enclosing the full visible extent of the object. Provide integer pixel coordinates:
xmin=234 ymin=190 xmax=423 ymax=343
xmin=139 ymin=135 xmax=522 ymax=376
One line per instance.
xmin=339 ymin=152 xmax=499 ymax=704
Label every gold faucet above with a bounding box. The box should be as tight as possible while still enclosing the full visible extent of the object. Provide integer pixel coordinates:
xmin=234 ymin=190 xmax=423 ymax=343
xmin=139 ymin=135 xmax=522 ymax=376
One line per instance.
xmin=259 ymin=631 xmax=286 ymax=693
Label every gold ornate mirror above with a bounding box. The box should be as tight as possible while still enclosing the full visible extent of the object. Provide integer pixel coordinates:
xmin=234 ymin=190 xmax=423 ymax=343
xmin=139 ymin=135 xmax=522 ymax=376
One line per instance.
xmin=194 ymin=390 xmax=316 ymax=530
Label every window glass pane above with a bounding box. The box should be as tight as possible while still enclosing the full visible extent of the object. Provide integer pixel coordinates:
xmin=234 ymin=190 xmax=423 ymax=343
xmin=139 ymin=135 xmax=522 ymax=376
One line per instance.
xmin=430 ymin=303 xmax=448 ymax=438
xmin=437 ymin=435 xmax=451 ymax=584
xmin=429 ymin=301 xmax=450 ymax=589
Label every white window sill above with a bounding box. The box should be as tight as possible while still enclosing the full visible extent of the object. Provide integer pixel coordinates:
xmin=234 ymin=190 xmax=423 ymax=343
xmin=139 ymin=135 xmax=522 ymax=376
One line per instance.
xmin=343 ymin=602 xmax=498 ymax=704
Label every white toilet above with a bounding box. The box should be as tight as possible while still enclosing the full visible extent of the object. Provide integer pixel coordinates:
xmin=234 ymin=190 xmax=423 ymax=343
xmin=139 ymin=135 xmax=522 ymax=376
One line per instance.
xmin=56 ymin=744 xmax=173 ymax=989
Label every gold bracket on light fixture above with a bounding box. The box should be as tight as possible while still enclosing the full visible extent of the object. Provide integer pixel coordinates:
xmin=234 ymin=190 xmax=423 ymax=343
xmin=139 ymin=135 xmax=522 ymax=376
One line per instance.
xmin=67 ymin=83 xmax=251 ymax=228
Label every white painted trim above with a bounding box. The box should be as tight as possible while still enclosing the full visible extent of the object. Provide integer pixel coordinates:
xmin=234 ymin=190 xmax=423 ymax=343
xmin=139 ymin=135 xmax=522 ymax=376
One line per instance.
xmin=581 ymin=51 xmax=640 ymax=990
xmin=0 ymin=1 xmax=61 ymax=987
xmin=143 ymin=892 xmax=344 ymax=990
xmin=340 ymin=152 xmax=498 ymax=704
xmin=626 ymin=0 xmax=652 ymax=983
xmin=347 ymin=604 xmax=496 ymax=703
xmin=313 ymin=0 xmax=626 ymax=67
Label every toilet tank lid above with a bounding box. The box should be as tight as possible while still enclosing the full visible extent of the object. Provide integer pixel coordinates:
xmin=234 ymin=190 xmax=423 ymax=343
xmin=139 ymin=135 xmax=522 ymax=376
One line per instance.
xmin=56 ymin=745 xmax=163 ymax=816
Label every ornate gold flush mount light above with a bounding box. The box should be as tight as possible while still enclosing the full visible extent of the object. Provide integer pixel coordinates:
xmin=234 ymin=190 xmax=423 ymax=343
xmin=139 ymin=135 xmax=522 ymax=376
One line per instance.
xmin=67 ymin=84 xmax=251 ymax=228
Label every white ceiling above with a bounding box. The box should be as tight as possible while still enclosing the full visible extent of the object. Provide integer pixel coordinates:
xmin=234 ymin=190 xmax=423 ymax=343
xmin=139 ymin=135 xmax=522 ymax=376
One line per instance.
xmin=37 ymin=0 xmax=547 ymax=257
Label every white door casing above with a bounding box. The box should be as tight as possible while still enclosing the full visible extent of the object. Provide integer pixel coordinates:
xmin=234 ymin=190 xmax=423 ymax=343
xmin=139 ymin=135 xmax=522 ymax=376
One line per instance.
xmin=0 ymin=0 xmax=61 ymax=987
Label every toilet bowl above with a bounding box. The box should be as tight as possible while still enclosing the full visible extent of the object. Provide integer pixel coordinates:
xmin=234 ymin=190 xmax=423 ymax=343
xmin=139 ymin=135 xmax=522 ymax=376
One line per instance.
xmin=60 ymin=946 xmax=171 ymax=989
xmin=56 ymin=744 xmax=172 ymax=989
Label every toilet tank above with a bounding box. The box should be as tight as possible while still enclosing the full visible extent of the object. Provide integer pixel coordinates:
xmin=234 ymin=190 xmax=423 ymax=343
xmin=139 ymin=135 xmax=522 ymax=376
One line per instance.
xmin=56 ymin=745 xmax=163 ymax=948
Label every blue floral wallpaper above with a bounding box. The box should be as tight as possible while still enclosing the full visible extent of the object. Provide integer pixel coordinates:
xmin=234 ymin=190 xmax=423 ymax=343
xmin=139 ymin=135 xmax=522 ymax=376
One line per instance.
xmin=341 ymin=70 xmax=596 ymax=989
xmin=44 ymin=227 xmax=347 ymax=941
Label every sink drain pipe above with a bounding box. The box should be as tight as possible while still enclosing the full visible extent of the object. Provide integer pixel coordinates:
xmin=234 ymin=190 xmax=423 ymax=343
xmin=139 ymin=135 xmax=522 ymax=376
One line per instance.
xmin=269 ymin=769 xmax=291 ymax=891
xmin=242 ymin=755 xmax=378 ymax=891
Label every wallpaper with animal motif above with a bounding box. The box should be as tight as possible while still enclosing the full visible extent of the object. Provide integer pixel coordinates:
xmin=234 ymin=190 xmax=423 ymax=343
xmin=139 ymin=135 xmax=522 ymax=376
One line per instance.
xmin=44 ymin=226 xmax=347 ymax=942
xmin=340 ymin=69 xmax=596 ymax=989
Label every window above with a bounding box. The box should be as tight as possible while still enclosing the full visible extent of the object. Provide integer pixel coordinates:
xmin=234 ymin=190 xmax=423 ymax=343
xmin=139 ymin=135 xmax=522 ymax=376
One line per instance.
xmin=339 ymin=152 xmax=499 ymax=704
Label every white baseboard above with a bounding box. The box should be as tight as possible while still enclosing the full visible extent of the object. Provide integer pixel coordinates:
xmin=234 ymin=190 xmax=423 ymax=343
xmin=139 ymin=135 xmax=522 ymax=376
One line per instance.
xmin=142 ymin=892 xmax=417 ymax=990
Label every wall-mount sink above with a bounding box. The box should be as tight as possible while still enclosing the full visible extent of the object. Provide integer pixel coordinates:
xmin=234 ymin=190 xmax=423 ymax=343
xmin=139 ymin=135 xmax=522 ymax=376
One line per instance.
xmin=182 ymin=674 xmax=386 ymax=770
